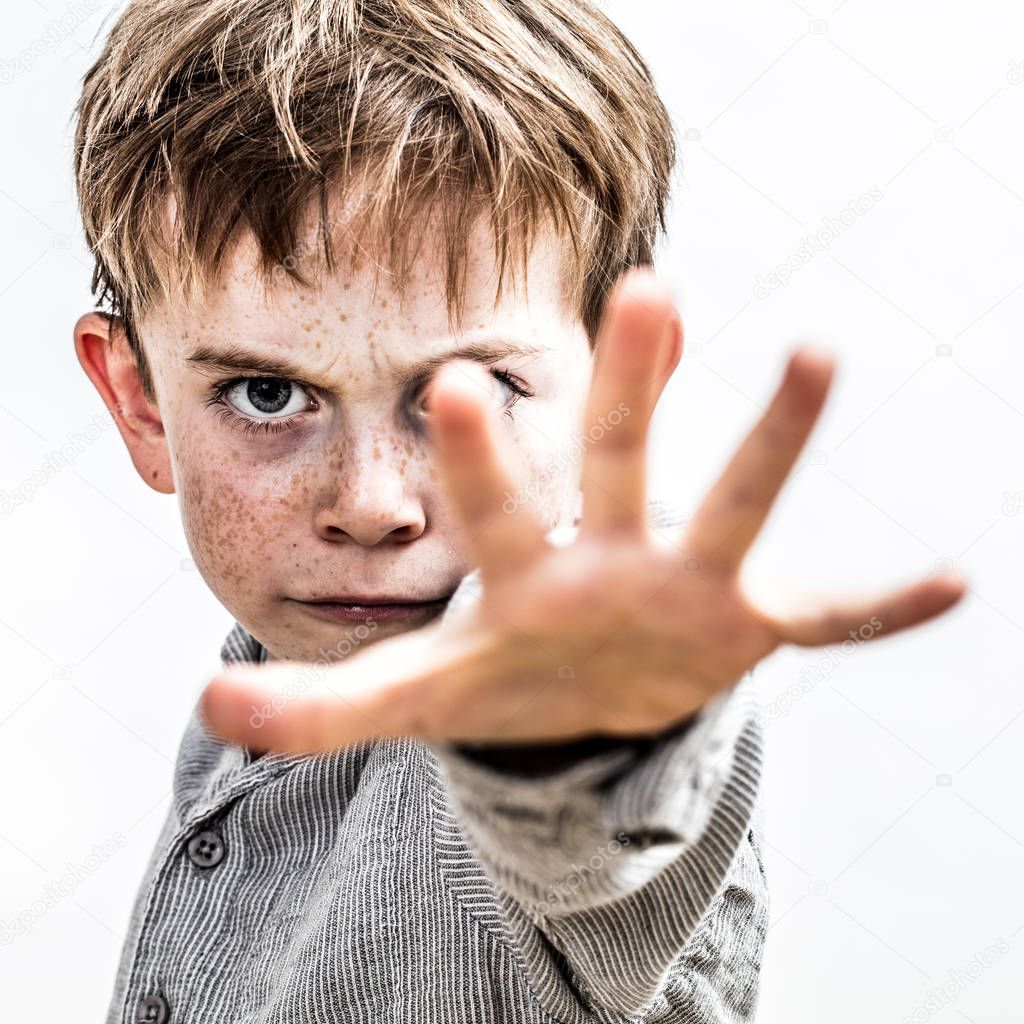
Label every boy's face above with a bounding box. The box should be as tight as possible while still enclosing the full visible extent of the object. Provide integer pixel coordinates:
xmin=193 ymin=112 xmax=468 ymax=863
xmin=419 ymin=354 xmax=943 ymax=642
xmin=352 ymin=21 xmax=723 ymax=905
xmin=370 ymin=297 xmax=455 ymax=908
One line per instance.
xmin=89 ymin=215 xmax=592 ymax=663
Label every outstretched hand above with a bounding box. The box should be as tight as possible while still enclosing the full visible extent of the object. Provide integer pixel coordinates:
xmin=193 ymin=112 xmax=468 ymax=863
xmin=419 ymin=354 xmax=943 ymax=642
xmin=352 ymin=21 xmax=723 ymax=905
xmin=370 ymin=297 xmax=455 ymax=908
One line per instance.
xmin=200 ymin=268 xmax=965 ymax=754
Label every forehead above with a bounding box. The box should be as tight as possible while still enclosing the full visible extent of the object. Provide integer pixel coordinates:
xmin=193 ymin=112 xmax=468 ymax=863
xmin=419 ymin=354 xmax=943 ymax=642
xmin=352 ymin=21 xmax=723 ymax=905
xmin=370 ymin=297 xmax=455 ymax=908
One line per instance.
xmin=144 ymin=206 xmax=576 ymax=374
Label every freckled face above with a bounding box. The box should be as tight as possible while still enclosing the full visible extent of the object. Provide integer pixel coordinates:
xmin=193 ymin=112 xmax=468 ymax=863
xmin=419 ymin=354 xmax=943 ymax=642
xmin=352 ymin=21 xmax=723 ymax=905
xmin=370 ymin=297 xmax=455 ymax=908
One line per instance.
xmin=140 ymin=219 xmax=593 ymax=662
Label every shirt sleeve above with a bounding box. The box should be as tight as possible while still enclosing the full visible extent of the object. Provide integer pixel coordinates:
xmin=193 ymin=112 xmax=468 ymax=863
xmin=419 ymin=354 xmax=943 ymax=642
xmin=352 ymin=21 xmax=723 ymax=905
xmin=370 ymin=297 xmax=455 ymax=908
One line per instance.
xmin=427 ymin=499 xmax=768 ymax=1019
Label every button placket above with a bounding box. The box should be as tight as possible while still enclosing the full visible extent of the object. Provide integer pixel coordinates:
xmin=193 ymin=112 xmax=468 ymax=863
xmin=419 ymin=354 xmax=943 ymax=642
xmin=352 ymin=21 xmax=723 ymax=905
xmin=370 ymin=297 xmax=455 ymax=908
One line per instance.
xmin=186 ymin=828 xmax=226 ymax=869
xmin=129 ymin=828 xmax=225 ymax=1021
xmin=136 ymin=992 xmax=169 ymax=1023
xmin=120 ymin=704 xmax=306 ymax=1024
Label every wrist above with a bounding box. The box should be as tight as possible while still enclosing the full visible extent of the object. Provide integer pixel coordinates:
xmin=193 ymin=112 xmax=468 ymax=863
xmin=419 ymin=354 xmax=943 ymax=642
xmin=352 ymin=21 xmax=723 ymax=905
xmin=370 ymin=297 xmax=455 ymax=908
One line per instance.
xmin=453 ymin=712 xmax=700 ymax=778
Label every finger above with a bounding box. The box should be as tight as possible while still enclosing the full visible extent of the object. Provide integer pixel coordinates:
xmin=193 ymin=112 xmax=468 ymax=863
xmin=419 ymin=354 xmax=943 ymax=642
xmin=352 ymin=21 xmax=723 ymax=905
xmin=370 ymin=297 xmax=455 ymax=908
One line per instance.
xmin=426 ymin=359 xmax=547 ymax=580
xmin=200 ymin=661 xmax=386 ymax=754
xmin=579 ymin=267 xmax=681 ymax=536
xmin=199 ymin=622 xmax=461 ymax=754
xmin=688 ymin=345 xmax=834 ymax=570
xmin=764 ymin=572 xmax=967 ymax=648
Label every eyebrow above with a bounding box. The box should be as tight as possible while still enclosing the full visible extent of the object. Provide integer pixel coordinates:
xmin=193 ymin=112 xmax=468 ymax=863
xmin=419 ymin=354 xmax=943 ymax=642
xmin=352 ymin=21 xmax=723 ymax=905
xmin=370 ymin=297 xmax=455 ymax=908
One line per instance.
xmin=185 ymin=338 xmax=549 ymax=388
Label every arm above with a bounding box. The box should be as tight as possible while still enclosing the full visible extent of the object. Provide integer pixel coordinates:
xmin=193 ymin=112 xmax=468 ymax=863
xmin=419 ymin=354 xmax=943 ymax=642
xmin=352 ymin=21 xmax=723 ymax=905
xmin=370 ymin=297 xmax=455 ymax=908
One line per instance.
xmin=431 ymin=686 xmax=762 ymax=1016
xmin=427 ymin=512 xmax=763 ymax=1017
xmin=199 ymin=267 xmax=963 ymax=1016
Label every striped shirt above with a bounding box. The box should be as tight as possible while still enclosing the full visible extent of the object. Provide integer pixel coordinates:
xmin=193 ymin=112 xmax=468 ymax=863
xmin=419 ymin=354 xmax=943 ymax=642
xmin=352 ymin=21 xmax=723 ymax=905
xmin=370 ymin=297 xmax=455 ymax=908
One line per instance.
xmin=106 ymin=500 xmax=768 ymax=1023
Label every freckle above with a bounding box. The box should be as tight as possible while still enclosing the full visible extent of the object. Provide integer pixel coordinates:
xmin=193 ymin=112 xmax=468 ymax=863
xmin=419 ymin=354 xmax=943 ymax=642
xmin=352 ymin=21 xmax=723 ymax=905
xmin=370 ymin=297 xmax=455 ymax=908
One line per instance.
xmin=340 ymin=314 xmax=348 ymax=322
xmin=372 ymin=442 xmax=381 ymax=461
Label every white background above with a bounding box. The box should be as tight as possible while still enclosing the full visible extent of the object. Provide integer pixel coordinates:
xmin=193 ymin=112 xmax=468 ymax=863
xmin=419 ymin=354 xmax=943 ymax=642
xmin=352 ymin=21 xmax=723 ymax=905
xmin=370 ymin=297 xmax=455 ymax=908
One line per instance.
xmin=1 ymin=1 xmax=1021 ymax=1021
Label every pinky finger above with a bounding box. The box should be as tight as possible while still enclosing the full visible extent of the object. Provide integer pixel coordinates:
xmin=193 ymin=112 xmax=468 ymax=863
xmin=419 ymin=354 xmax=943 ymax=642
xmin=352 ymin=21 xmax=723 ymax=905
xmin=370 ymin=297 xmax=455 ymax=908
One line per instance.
xmin=765 ymin=572 xmax=967 ymax=648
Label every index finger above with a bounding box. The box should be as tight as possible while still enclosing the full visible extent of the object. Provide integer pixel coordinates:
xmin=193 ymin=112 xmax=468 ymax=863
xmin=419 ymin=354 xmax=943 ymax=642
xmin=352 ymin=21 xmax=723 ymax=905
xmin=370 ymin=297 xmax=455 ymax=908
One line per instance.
xmin=426 ymin=360 xmax=548 ymax=582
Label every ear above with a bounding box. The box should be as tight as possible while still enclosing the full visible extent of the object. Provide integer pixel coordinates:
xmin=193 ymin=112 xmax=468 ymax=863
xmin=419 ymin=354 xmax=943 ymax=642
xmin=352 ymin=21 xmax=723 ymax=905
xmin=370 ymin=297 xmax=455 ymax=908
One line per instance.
xmin=73 ymin=312 xmax=175 ymax=494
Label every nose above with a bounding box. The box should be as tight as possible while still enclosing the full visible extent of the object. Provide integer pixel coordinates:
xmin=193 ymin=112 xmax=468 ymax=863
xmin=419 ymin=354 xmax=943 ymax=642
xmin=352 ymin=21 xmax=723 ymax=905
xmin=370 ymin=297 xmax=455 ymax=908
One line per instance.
xmin=313 ymin=426 xmax=426 ymax=547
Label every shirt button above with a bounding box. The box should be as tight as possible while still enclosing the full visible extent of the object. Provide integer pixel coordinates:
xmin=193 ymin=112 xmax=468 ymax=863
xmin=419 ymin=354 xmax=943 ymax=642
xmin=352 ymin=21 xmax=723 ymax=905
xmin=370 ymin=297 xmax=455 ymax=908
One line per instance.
xmin=186 ymin=828 xmax=226 ymax=868
xmin=136 ymin=993 xmax=169 ymax=1023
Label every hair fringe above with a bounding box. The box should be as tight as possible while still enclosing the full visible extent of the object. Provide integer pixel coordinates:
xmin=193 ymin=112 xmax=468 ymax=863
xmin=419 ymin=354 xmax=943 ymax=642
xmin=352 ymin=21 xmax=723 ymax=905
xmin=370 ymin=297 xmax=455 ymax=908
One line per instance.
xmin=73 ymin=0 xmax=677 ymax=398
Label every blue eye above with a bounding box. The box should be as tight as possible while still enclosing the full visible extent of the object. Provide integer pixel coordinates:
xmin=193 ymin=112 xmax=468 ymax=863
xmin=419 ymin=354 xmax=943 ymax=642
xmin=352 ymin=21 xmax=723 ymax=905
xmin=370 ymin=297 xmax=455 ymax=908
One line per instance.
xmin=225 ymin=378 xmax=314 ymax=419
xmin=205 ymin=376 xmax=318 ymax=439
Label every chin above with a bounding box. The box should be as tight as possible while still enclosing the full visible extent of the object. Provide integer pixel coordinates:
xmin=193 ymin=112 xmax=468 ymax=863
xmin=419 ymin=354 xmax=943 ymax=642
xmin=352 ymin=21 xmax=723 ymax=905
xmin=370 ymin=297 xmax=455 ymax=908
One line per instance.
xmin=262 ymin=602 xmax=445 ymax=663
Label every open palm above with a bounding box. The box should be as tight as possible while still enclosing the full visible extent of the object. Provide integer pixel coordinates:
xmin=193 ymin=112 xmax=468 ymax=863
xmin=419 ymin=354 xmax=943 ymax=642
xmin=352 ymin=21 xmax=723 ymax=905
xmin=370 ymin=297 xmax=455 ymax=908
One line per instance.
xmin=201 ymin=269 xmax=964 ymax=754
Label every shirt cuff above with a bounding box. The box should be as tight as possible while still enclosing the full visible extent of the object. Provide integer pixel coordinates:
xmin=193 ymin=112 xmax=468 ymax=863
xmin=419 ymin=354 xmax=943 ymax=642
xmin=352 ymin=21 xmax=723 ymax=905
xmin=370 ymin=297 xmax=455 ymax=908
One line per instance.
xmin=428 ymin=679 xmax=753 ymax=919
xmin=449 ymin=714 xmax=698 ymax=778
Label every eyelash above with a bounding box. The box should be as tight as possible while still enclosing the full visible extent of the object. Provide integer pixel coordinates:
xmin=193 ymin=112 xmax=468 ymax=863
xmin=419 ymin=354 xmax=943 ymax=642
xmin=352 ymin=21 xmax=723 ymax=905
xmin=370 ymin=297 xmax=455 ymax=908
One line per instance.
xmin=493 ymin=369 xmax=534 ymax=415
xmin=203 ymin=377 xmax=320 ymax=439
xmin=204 ymin=369 xmax=534 ymax=438
xmin=414 ymin=369 xmax=534 ymax=423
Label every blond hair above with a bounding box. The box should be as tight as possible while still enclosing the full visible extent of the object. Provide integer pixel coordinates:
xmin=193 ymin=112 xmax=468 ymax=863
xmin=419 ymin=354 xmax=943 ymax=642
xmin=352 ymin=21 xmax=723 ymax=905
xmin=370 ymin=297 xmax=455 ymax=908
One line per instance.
xmin=74 ymin=0 xmax=676 ymax=398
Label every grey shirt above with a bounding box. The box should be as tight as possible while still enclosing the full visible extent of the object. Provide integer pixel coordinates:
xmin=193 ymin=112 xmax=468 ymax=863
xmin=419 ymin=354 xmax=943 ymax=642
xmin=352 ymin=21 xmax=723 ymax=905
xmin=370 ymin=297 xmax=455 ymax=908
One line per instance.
xmin=106 ymin=500 xmax=769 ymax=1023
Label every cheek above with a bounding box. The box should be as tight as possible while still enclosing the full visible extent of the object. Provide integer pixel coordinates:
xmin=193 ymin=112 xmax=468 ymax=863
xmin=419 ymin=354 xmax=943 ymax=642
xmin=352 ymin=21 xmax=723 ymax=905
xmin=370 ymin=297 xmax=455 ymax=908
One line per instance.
xmin=516 ymin=443 xmax=581 ymax=529
xmin=175 ymin=446 xmax=319 ymax=596
xmin=506 ymin=401 xmax=587 ymax=531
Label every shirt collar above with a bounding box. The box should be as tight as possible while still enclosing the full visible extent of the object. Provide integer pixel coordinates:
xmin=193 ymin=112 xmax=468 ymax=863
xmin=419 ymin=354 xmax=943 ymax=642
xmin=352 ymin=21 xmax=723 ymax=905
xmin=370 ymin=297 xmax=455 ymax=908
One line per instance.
xmin=219 ymin=620 xmax=269 ymax=666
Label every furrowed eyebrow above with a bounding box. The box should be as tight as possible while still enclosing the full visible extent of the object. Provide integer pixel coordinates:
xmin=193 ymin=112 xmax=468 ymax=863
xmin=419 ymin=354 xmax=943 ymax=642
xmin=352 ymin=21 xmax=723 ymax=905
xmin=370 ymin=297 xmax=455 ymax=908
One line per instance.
xmin=186 ymin=339 xmax=549 ymax=389
xmin=391 ymin=340 xmax=549 ymax=388
xmin=186 ymin=345 xmax=311 ymax=381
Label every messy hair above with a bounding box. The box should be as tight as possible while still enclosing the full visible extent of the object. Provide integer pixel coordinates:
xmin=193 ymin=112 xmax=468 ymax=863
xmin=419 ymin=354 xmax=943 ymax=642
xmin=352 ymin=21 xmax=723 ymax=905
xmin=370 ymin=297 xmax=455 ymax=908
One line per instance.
xmin=74 ymin=0 xmax=677 ymax=400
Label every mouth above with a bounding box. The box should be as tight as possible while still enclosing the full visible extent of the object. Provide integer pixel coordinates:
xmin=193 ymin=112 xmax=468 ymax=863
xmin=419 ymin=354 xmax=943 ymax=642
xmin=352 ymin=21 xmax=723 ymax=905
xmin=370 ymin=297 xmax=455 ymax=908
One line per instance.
xmin=292 ymin=593 xmax=455 ymax=624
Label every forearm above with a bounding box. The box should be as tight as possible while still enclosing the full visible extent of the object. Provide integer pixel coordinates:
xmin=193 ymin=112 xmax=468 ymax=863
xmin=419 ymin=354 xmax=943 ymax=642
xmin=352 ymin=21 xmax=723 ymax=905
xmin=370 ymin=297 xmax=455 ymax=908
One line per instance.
xmin=433 ymin=684 xmax=751 ymax=910
xmin=429 ymin=679 xmax=765 ymax=1014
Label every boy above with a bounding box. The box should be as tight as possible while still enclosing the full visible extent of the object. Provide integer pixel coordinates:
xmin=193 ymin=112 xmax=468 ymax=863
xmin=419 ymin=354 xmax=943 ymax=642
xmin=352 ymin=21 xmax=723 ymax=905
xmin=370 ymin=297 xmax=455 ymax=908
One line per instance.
xmin=71 ymin=1 xmax=963 ymax=1021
